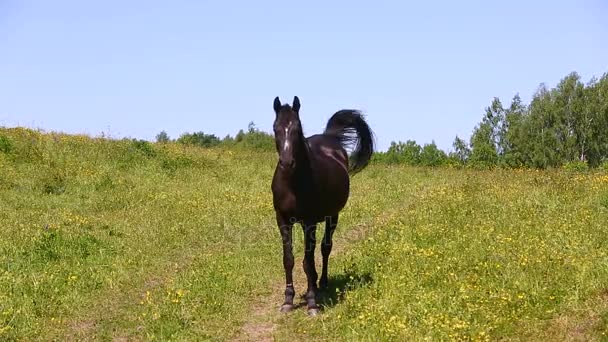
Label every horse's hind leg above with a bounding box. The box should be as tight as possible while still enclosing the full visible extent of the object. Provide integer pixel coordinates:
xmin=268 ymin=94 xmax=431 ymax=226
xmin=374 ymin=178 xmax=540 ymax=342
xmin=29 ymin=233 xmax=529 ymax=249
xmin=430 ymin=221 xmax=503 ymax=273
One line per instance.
xmin=320 ymin=215 xmax=338 ymax=290
xmin=302 ymin=220 xmax=319 ymax=316
xmin=277 ymin=214 xmax=295 ymax=312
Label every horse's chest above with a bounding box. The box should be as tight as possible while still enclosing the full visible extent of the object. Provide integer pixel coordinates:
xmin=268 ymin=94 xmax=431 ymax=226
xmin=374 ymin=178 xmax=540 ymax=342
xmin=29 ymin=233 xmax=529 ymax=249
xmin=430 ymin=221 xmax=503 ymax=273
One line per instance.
xmin=273 ymin=188 xmax=313 ymax=214
xmin=273 ymin=191 xmax=296 ymax=213
xmin=273 ymin=174 xmax=344 ymax=222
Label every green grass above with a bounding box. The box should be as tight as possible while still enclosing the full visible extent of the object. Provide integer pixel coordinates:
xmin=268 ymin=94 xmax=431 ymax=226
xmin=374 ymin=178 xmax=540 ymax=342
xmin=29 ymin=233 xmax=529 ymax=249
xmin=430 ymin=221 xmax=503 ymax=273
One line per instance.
xmin=1 ymin=127 xmax=608 ymax=341
xmin=276 ymin=170 xmax=608 ymax=341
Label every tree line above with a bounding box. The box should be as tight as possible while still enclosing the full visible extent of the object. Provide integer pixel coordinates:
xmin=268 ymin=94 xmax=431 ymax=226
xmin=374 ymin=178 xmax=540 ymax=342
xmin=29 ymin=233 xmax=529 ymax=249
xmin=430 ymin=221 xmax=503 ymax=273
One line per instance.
xmin=156 ymin=121 xmax=275 ymax=151
xmin=160 ymin=70 xmax=608 ymax=169
xmin=375 ymin=70 xmax=608 ymax=169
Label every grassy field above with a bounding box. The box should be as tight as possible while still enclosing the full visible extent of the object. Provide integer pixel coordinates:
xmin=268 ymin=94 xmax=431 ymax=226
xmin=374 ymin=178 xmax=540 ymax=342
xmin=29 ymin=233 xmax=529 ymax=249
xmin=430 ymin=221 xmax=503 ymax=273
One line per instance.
xmin=1 ymin=127 xmax=608 ymax=341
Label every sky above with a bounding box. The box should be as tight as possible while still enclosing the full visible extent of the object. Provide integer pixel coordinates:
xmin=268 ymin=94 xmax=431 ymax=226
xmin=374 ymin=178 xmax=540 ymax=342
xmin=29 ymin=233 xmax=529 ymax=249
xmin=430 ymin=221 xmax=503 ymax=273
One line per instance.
xmin=1 ymin=1 xmax=607 ymax=152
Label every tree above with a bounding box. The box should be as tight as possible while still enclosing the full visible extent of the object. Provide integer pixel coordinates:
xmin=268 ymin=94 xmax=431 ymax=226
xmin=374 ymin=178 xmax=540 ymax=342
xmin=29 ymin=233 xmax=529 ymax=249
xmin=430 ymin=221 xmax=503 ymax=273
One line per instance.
xmin=385 ymin=140 xmax=421 ymax=165
xmin=469 ymin=121 xmax=498 ymax=167
xmin=589 ymin=73 xmax=608 ymax=166
xmin=155 ymin=130 xmax=170 ymax=143
xmin=248 ymin=121 xmax=257 ymax=133
xmin=419 ymin=141 xmax=447 ymax=166
xmin=483 ymin=97 xmax=506 ymax=157
xmin=222 ymin=134 xmax=235 ymax=146
xmin=524 ymin=83 xmax=562 ymax=168
xmin=467 ymin=97 xmax=506 ymax=167
xmin=235 ymin=129 xmax=245 ymax=143
xmin=450 ymin=135 xmax=470 ymax=164
xmin=552 ymin=72 xmax=586 ymax=163
xmin=176 ymin=131 xmax=220 ymax=148
xmin=502 ymin=94 xmax=528 ymax=167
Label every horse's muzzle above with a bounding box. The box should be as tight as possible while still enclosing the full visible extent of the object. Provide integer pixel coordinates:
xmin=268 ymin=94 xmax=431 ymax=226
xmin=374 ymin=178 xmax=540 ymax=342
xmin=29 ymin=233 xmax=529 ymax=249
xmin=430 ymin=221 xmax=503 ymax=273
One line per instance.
xmin=279 ymin=158 xmax=296 ymax=170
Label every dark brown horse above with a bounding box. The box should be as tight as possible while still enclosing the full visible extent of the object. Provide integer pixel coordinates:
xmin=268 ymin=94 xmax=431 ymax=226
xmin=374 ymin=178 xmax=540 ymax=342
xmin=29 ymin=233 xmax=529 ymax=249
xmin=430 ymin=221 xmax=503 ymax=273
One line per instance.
xmin=271 ymin=96 xmax=375 ymax=316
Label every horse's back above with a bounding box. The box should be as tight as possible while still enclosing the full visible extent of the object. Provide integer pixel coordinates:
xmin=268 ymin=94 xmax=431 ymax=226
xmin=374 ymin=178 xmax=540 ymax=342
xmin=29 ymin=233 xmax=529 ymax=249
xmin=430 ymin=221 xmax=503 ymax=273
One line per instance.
xmin=307 ymin=135 xmax=349 ymax=173
xmin=305 ymin=134 xmax=350 ymax=217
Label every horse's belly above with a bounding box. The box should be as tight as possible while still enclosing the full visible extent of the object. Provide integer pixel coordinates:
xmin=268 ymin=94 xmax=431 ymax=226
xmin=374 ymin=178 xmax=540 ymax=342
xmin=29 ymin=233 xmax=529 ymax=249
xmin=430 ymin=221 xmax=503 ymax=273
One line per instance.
xmin=302 ymin=182 xmax=349 ymax=222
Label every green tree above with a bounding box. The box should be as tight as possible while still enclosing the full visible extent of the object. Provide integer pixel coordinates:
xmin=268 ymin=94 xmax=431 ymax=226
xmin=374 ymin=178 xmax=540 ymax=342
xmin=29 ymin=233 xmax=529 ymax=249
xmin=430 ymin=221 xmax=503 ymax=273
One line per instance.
xmin=484 ymin=97 xmax=506 ymax=157
xmin=461 ymin=70 xmax=608 ymax=169
xmin=525 ymin=84 xmax=562 ymax=168
xmin=580 ymin=73 xmax=608 ymax=166
xmin=419 ymin=141 xmax=447 ymax=166
xmin=235 ymin=121 xmax=275 ymax=151
xmin=552 ymin=72 xmax=586 ymax=163
xmin=234 ymin=129 xmax=245 ymax=143
xmin=450 ymin=135 xmax=470 ymax=164
xmin=469 ymin=121 xmax=498 ymax=167
xmin=155 ymin=130 xmax=171 ymax=144
xmin=590 ymin=73 xmax=608 ymax=165
xmin=222 ymin=134 xmax=235 ymax=146
xmin=385 ymin=140 xmax=421 ymax=165
xmin=176 ymin=131 xmax=221 ymax=148
xmin=502 ymin=94 xmax=528 ymax=167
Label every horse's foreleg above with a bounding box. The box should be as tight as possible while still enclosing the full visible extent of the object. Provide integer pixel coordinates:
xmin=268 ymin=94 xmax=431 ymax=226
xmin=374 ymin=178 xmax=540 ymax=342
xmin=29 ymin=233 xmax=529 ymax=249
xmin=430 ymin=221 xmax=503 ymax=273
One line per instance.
xmin=320 ymin=215 xmax=338 ymax=289
xmin=303 ymin=221 xmax=319 ymax=315
xmin=278 ymin=214 xmax=295 ymax=312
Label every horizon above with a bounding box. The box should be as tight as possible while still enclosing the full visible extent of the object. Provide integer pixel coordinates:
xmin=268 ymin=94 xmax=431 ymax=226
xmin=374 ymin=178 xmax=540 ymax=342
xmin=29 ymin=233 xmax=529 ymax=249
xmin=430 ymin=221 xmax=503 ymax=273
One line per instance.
xmin=1 ymin=1 xmax=607 ymax=152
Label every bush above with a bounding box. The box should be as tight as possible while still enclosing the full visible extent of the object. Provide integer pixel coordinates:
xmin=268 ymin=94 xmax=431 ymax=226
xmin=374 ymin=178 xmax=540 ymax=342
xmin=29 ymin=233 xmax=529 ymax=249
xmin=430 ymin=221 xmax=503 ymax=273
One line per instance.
xmin=176 ymin=132 xmax=221 ymax=148
xmin=562 ymin=160 xmax=589 ymax=172
xmin=372 ymin=140 xmax=421 ymax=165
xmin=0 ymin=134 xmax=12 ymax=154
xmin=1 ymin=127 xmax=45 ymax=163
xmin=130 ymin=139 xmax=156 ymax=158
xmin=38 ymin=166 xmax=67 ymax=195
xmin=231 ymin=122 xmax=275 ymax=151
xmin=160 ymin=155 xmax=195 ymax=174
xmin=370 ymin=151 xmax=401 ymax=165
xmin=419 ymin=142 xmax=448 ymax=167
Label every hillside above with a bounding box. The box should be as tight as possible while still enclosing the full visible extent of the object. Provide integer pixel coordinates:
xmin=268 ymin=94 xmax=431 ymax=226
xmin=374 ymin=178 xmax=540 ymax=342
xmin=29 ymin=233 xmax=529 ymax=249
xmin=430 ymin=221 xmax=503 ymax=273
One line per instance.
xmin=1 ymin=127 xmax=608 ymax=340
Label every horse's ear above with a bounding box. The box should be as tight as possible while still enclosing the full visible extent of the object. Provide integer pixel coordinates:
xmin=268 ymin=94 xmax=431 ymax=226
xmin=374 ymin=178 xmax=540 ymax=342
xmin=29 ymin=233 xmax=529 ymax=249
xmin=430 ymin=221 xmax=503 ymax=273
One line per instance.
xmin=292 ymin=96 xmax=300 ymax=113
xmin=273 ymin=97 xmax=281 ymax=113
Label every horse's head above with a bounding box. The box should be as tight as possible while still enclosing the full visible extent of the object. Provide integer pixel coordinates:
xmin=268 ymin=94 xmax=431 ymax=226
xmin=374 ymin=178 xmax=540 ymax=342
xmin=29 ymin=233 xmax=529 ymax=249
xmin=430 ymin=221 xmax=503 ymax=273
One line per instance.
xmin=273 ymin=96 xmax=303 ymax=171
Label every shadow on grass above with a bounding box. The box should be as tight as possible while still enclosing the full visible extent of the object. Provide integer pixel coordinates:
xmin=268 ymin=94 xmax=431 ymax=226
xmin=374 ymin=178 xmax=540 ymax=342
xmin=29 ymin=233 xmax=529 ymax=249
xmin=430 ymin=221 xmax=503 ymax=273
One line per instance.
xmin=317 ymin=272 xmax=373 ymax=309
xmin=292 ymin=272 xmax=373 ymax=311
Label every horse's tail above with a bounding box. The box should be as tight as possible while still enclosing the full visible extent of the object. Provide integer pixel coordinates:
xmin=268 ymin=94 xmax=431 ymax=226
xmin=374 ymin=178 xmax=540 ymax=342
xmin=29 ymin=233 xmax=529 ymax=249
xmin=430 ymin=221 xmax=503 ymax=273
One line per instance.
xmin=324 ymin=109 xmax=375 ymax=175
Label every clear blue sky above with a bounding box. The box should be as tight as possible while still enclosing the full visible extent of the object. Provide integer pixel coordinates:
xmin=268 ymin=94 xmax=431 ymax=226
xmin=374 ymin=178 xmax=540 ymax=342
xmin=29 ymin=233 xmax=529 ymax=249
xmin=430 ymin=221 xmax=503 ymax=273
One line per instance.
xmin=1 ymin=1 xmax=607 ymax=152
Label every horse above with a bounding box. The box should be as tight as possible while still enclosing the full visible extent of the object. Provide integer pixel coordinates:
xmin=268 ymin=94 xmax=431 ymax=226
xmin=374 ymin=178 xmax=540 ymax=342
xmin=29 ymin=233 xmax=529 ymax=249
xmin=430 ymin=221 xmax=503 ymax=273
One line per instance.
xmin=271 ymin=96 xmax=375 ymax=316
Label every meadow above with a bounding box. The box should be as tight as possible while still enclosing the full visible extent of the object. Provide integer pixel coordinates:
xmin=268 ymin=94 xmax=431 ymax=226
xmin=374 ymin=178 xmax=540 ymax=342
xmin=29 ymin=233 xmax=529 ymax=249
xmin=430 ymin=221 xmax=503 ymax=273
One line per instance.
xmin=1 ymin=127 xmax=608 ymax=341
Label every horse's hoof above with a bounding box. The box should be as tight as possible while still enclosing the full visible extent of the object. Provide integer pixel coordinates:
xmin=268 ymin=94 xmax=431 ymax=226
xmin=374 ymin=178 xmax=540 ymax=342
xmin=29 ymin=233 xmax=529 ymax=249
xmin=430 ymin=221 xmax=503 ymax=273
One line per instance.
xmin=280 ymin=304 xmax=294 ymax=313
xmin=307 ymin=307 xmax=320 ymax=316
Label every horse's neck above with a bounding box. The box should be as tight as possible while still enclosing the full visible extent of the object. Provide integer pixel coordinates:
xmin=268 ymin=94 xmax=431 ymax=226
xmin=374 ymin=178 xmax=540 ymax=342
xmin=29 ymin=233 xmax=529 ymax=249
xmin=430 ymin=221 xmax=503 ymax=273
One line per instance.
xmin=282 ymin=134 xmax=312 ymax=186
xmin=296 ymin=137 xmax=317 ymax=191
xmin=295 ymin=133 xmax=311 ymax=169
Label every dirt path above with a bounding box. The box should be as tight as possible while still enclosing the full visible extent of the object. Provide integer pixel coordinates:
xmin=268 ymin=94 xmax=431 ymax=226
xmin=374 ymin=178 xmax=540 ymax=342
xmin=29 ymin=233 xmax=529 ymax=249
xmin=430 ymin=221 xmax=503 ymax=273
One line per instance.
xmin=230 ymin=222 xmax=376 ymax=342
xmin=230 ymin=182 xmax=429 ymax=342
